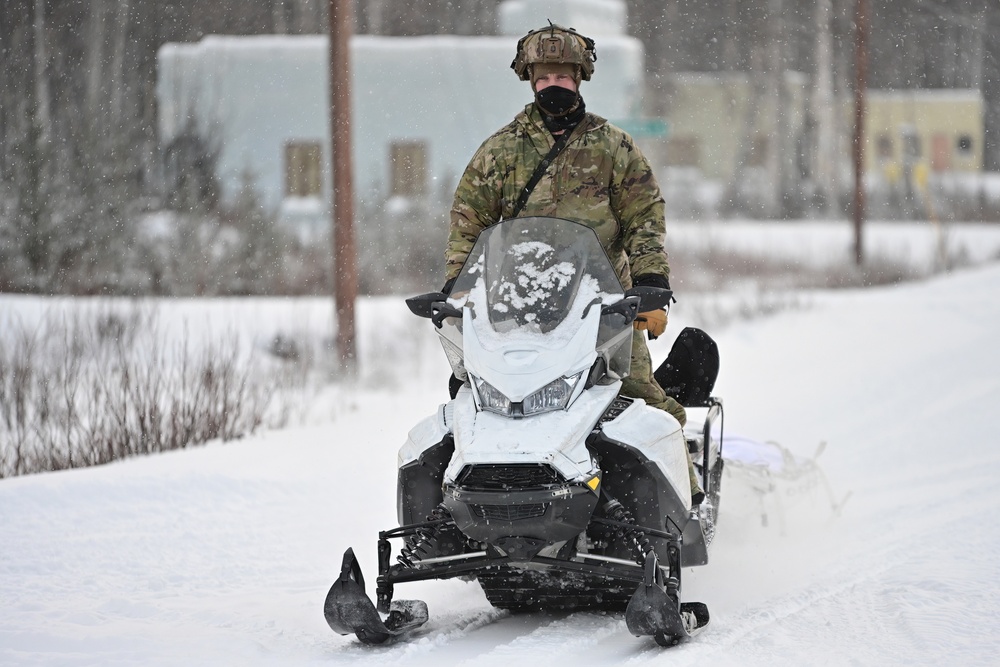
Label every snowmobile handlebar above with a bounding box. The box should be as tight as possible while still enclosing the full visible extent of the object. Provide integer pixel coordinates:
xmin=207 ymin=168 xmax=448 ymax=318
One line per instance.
xmin=600 ymin=295 xmax=641 ymax=325
xmin=624 ymin=286 xmax=673 ymax=312
xmin=406 ymin=292 xmax=463 ymax=328
xmin=406 ymin=292 xmax=449 ymax=318
xmin=408 ymin=286 xmax=672 ymax=329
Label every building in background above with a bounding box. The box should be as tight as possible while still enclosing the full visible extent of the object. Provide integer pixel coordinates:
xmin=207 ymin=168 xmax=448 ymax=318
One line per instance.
xmin=866 ymin=89 xmax=983 ymax=178
xmin=660 ymin=72 xmax=811 ymax=182
xmin=653 ymin=72 xmax=811 ymax=218
xmin=156 ymin=0 xmax=645 ymax=238
xmin=647 ymin=78 xmax=984 ymax=219
xmin=862 ymin=89 xmax=984 ymax=220
xmin=157 ymin=0 xmax=988 ymax=228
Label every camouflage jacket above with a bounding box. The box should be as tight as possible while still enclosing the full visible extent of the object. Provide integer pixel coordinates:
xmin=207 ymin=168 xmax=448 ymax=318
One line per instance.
xmin=446 ymin=103 xmax=670 ymax=286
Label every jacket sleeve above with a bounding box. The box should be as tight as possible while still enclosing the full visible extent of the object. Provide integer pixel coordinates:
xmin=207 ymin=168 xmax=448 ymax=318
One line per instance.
xmin=446 ymin=141 xmax=504 ymax=281
xmin=609 ymin=133 xmax=670 ymax=282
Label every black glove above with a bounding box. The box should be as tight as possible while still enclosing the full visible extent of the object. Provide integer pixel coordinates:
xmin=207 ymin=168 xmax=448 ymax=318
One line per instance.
xmin=442 ymin=276 xmax=457 ymax=295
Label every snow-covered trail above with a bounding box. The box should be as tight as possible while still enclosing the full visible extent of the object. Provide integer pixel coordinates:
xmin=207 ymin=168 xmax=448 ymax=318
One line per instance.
xmin=2 ymin=263 xmax=1000 ymax=666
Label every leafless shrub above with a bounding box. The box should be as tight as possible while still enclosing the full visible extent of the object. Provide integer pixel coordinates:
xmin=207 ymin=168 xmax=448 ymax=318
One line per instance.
xmin=672 ymin=244 xmax=932 ymax=329
xmin=674 ymin=242 xmax=928 ymax=295
xmin=0 ymin=307 xmax=305 ymax=478
xmin=682 ymin=288 xmax=808 ymax=331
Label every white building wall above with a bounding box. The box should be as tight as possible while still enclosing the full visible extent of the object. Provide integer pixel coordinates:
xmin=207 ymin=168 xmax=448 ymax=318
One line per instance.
xmin=156 ymin=33 xmax=645 ymax=216
xmin=499 ymin=0 xmax=628 ymax=36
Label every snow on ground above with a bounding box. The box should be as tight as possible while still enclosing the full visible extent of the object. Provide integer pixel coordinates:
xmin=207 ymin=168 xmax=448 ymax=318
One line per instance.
xmin=2 ymin=230 xmax=1000 ymax=664
xmin=670 ymin=219 xmax=1000 ymax=271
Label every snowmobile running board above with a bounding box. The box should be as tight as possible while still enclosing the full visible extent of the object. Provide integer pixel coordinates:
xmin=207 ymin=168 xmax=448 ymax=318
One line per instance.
xmin=325 ymin=516 xmax=710 ymax=646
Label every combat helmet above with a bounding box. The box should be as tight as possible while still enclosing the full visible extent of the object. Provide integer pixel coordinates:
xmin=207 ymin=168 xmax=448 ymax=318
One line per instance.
xmin=511 ymin=22 xmax=597 ymax=82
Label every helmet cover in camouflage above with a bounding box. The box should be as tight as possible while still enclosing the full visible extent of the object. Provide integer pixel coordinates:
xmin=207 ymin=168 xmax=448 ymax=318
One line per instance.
xmin=511 ymin=23 xmax=596 ymax=82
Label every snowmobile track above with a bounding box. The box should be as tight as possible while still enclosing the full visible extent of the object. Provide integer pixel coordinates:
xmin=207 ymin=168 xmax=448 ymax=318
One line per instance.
xmin=477 ymin=567 xmax=636 ymax=611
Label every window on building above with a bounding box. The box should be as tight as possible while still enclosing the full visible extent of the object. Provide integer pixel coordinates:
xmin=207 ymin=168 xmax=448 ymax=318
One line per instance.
xmin=877 ymin=134 xmax=893 ymax=159
xmin=667 ymin=136 xmax=700 ymax=168
xmin=746 ymin=135 xmax=768 ymax=167
xmin=285 ymin=141 xmax=322 ymax=197
xmin=902 ymin=131 xmax=922 ymax=160
xmin=390 ymin=140 xmax=428 ymax=197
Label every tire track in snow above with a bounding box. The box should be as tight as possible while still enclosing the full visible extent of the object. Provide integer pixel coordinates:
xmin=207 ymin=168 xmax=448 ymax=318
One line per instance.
xmin=449 ymin=611 xmax=628 ymax=665
xmin=680 ymin=506 xmax=1000 ymax=667
xmin=328 ymin=607 xmax=642 ymax=666
xmin=324 ymin=607 xmax=505 ymax=665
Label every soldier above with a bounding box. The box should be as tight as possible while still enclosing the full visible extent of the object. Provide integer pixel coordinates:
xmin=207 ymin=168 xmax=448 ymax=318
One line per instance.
xmin=444 ymin=23 xmax=703 ymax=504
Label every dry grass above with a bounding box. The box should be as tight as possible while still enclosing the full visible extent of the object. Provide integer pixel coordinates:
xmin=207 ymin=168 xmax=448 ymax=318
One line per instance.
xmin=669 ymin=244 xmax=952 ymax=329
xmin=0 ymin=307 xmax=306 ymax=478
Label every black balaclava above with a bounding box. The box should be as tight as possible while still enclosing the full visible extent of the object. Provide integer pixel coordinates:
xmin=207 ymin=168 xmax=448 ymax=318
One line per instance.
xmin=535 ymin=86 xmax=586 ymax=134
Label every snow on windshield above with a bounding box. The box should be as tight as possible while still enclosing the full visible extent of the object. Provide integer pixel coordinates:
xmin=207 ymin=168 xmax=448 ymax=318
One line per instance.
xmin=491 ymin=241 xmax=575 ymax=319
xmin=446 ymin=218 xmax=624 ymax=348
xmin=462 ymin=243 xmax=616 ymax=349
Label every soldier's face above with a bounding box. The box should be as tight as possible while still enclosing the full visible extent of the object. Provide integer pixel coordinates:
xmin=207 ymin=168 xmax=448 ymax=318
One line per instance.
xmin=534 ymin=71 xmax=578 ymax=93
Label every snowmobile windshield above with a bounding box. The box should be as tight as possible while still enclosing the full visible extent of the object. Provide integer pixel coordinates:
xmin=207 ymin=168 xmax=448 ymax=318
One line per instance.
xmin=449 ymin=217 xmax=624 ymax=340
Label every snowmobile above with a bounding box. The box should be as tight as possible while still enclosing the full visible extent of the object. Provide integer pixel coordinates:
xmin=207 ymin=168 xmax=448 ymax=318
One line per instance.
xmin=324 ymin=216 xmax=724 ymax=647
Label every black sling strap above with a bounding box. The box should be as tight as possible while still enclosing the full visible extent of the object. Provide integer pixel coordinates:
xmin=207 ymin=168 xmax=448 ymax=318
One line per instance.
xmin=509 ymin=129 xmax=574 ymax=219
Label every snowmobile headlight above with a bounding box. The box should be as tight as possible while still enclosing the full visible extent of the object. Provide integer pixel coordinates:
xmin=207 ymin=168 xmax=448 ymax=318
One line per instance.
xmin=474 ymin=377 xmax=512 ymax=416
xmin=523 ymin=373 xmax=582 ymax=416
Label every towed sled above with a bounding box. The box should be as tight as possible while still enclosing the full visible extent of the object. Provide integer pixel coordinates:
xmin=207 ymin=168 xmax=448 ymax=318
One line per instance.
xmin=325 ymin=217 xmax=724 ymax=647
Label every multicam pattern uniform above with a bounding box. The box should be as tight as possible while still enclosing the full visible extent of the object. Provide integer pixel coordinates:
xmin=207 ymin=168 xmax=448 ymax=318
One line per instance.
xmin=447 ymin=103 xmax=689 ymax=431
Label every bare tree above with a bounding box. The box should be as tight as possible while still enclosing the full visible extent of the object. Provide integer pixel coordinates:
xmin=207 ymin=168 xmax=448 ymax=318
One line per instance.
xmin=808 ymin=0 xmax=841 ymax=214
xmin=32 ymin=0 xmax=51 ymax=143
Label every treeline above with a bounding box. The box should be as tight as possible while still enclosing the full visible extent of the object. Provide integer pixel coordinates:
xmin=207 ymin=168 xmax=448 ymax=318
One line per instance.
xmin=1 ymin=0 xmax=998 ymax=295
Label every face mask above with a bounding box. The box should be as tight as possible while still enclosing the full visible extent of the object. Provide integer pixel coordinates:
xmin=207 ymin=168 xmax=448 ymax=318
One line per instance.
xmin=535 ymin=86 xmax=580 ymax=117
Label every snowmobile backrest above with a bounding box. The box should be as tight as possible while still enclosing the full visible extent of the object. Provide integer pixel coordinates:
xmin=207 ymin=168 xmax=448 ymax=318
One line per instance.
xmin=653 ymin=327 xmax=720 ymax=407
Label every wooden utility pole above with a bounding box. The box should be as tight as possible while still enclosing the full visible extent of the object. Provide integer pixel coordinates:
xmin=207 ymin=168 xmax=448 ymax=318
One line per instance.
xmin=852 ymin=0 xmax=869 ymax=266
xmin=329 ymin=0 xmax=358 ymax=376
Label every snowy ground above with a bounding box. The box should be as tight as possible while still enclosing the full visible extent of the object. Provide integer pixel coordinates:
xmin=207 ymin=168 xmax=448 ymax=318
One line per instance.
xmin=2 ymin=223 xmax=1000 ymax=665
xmin=670 ymin=218 xmax=1000 ymax=272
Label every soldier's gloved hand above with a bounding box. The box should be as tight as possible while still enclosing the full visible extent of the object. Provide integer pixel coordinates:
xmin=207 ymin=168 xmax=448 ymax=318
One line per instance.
xmin=631 ymin=273 xmax=671 ymax=340
xmin=634 ymin=308 xmax=667 ymax=339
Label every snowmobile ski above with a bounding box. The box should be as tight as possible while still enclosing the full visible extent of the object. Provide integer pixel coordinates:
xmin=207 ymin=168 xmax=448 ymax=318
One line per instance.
xmin=625 ymin=552 xmax=710 ymax=646
xmin=323 ymin=548 xmax=428 ymax=644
